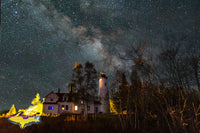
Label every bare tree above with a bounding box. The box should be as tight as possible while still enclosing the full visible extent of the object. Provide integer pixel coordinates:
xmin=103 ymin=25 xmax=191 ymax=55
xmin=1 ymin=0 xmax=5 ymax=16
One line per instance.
xmin=189 ymin=54 xmax=200 ymax=91
xmin=158 ymin=45 xmax=200 ymax=90
xmin=119 ymin=44 xmax=156 ymax=82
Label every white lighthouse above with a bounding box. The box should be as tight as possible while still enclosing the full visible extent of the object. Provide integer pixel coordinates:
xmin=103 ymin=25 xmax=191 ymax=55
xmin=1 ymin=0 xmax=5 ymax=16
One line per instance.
xmin=99 ymin=72 xmax=110 ymax=113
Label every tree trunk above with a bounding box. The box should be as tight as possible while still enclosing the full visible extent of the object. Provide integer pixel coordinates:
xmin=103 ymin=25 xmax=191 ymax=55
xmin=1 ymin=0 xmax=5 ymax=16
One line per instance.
xmin=135 ymin=103 xmax=137 ymax=130
xmin=195 ymin=68 xmax=200 ymax=91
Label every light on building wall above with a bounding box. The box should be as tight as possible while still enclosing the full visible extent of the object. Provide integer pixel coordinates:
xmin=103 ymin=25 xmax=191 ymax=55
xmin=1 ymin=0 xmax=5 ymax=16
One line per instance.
xmin=62 ymin=105 xmax=64 ymax=110
xmin=75 ymin=105 xmax=78 ymax=111
xmin=99 ymin=78 xmax=102 ymax=88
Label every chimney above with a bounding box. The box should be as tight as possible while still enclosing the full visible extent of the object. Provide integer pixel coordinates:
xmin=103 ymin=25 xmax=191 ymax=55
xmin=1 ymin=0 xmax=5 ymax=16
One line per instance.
xmin=57 ymin=88 xmax=60 ymax=93
xmin=69 ymin=85 xmax=72 ymax=93
xmin=67 ymin=83 xmax=73 ymax=93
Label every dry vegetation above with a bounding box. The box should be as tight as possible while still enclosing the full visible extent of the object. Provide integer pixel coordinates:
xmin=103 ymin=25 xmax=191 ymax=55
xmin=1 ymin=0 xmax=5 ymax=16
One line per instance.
xmin=111 ymin=86 xmax=200 ymax=133
xmin=0 ymin=114 xmax=118 ymax=133
xmin=1 ymin=88 xmax=200 ymax=133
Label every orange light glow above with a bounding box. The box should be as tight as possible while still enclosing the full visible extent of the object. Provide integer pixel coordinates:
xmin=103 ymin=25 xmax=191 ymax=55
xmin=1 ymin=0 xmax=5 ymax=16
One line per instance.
xmin=109 ymin=99 xmax=126 ymax=114
xmin=99 ymin=78 xmax=102 ymax=88
xmin=109 ymin=99 xmax=118 ymax=114
xmin=73 ymin=62 xmax=80 ymax=70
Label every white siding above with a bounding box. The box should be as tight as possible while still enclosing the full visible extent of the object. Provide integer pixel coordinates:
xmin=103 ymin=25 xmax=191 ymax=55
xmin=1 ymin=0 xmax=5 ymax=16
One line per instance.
xmin=87 ymin=103 xmax=95 ymax=114
xmin=43 ymin=104 xmax=59 ymax=115
xmin=45 ymin=93 xmax=59 ymax=103
xmin=99 ymin=76 xmax=110 ymax=113
xmin=94 ymin=105 xmax=101 ymax=114
xmin=57 ymin=102 xmax=74 ymax=114
xmin=72 ymin=102 xmax=97 ymax=114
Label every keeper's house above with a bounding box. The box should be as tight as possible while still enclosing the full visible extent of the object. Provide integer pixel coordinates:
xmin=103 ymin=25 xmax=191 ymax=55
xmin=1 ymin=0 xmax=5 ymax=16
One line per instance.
xmin=43 ymin=73 xmax=110 ymax=115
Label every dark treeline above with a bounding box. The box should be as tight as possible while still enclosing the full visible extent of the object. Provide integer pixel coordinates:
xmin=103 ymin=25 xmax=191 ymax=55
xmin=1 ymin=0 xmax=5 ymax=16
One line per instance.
xmin=111 ymin=44 xmax=200 ymax=133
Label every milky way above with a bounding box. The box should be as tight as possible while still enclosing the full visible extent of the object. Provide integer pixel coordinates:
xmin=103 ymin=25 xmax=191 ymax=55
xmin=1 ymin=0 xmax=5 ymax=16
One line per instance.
xmin=1 ymin=0 xmax=200 ymax=111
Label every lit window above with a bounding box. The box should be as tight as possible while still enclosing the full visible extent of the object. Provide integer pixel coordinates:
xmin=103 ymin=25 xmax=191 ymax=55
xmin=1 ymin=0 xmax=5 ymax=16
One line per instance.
xmin=75 ymin=105 xmax=78 ymax=111
xmin=62 ymin=105 xmax=64 ymax=110
xmin=48 ymin=106 xmax=54 ymax=110
xmin=87 ymin=106 xmax=90 ymax=111
xmin=81 ymin=100 xmax=84 ymax=104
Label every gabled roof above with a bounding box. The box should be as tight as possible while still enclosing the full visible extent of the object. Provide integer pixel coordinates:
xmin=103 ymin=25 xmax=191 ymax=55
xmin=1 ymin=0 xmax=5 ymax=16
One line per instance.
xmin=44 ymin=91 xmax=58 ymax=98
xmin=55 ymin=93 xmax=67 ymax=102
xmin=44 ymin=91 xmax=73 ymax=103
xmin=43 ymin=102 xmax=58 ymax=104
xmin=44 ymin=91 xmax=101 ymax=104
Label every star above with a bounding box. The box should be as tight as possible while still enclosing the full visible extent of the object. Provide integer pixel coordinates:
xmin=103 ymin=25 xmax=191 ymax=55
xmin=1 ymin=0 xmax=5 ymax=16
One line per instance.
xmin=14 ymin=10 xmax=18 ymax=14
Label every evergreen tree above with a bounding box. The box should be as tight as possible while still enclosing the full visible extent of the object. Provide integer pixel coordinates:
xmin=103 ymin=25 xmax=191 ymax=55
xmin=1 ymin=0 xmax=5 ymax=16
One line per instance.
xmin=112 ymin=70 xmax=129 ymax=113
xmin=84 ymin=61 xmax=98 ymax=98
xmin=71 ymin=61 xmax=97 ymax=120
xmin=71 ymin=62 xmax=84 ymax=93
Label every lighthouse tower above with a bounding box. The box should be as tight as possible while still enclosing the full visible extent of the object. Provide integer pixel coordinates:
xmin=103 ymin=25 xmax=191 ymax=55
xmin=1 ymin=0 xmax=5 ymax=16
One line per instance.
xmin=99 ymin=72 xmax=110 ymax=113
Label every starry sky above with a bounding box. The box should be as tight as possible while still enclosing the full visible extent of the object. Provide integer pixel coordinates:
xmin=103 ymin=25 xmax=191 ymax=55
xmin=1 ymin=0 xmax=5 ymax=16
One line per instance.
xmin=1 ymin=0 xmax=200 ymax=112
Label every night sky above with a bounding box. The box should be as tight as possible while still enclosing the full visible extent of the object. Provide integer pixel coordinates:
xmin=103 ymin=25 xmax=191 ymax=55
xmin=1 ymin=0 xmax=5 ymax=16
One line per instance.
xmin=1 ymin=0 xmax=200 ymax=112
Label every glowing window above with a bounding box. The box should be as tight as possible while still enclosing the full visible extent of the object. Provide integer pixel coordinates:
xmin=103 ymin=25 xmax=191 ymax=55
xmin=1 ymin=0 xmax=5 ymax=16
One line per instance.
xmin=48 ymin=106 xmax=54 ymax=110
xmin=75 ymin=105 xmax=78 ymax=111
xmin=87 ymin=106 xmax=90 ymax=111
xmin=62 ymin=105 xmax=64 ymax=110
xmin=81 ymin=100 xmax=84 ymax=104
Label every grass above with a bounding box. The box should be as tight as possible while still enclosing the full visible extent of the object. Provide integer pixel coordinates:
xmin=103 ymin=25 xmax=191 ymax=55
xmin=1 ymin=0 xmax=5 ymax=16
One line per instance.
xmin=0 ymin=114 xmax=118 ymax=133
xmin=1 ymin=88 xmax=200 ymax=133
